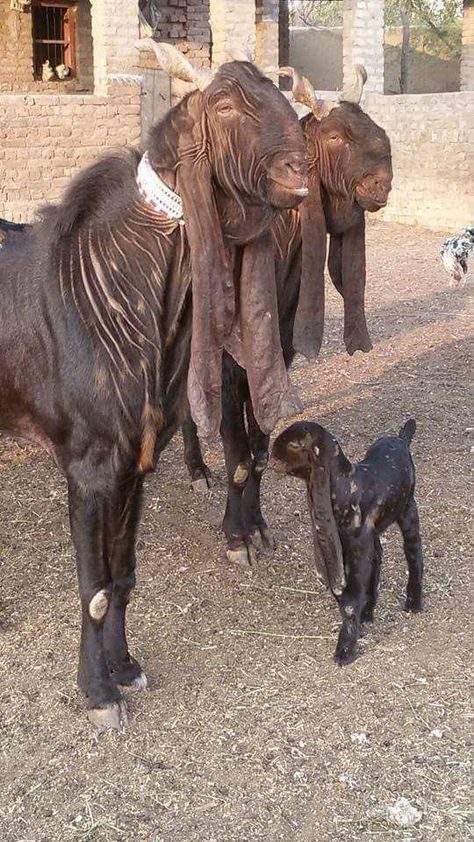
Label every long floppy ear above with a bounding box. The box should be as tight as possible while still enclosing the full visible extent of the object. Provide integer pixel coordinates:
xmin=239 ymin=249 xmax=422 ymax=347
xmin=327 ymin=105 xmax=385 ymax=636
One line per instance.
xmin=175 ymin=95 xmax=235 ymax=441
xmin=306 ymin=437 xmax=345 ymax=596
xmin=292 ymin=150 xmax=327 ymax=358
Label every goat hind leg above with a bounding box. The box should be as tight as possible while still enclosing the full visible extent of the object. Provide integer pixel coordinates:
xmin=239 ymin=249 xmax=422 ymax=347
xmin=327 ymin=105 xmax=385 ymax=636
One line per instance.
xmin=398 ymin=496 xmax=423 ymax=613
xmin=103 ymin=474 xmax=147 ymax=691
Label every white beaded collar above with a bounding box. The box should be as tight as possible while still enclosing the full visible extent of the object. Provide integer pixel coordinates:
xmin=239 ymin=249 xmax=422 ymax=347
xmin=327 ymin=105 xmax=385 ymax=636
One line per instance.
xmin=136 ymin=151 xmax=184 ymax=223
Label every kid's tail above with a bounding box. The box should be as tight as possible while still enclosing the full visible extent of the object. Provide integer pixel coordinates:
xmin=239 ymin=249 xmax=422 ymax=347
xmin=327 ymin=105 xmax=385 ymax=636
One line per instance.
xmin=399 ymin=418 xmax=416 ymax=444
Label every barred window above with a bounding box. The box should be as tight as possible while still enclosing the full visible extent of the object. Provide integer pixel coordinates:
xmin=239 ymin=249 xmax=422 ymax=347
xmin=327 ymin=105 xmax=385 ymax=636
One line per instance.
xmin=32 ymin=1 xmax=77 ymax=80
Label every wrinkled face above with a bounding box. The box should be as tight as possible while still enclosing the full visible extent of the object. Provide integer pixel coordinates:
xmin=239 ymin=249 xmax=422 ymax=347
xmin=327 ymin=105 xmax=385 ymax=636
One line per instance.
xmin=270 ymin=422 xmax=325 ymax=478
xmin=312 ymin=103 xmax=392 ymax=211
xmin=204 ymin=63 xmax=308 ymax=209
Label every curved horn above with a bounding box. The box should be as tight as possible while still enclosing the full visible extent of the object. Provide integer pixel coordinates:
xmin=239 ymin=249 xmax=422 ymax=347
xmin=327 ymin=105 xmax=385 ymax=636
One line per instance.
xmin=278 ymin=66 xmax=317 ymax=111
xmin=278 ymin=66 xmax=338 ymax=120
xmin=136 ymin=38 xmax=214 ymax=91
xmin=339 ymin=64 xmax=367 ymax=104
xmin=229 ymin=46 xmax=254 ymax=62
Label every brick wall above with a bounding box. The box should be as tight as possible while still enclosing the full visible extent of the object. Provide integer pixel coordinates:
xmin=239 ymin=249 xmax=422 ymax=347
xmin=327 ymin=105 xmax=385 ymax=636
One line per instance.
xmin=343 ymin=0 xmax=384 ymax=93
xmin=0 ymin=0 xmax=94 ymax=94
xmin=0 ymin=82 xmax=142 ymax=223
xmin=366 ymin=91 xmax=474 ymax=231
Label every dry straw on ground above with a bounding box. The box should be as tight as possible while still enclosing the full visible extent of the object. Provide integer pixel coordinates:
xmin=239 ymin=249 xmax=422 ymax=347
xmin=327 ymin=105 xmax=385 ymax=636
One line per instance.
xmin=0 ymin=221 xmax=472 ymax=841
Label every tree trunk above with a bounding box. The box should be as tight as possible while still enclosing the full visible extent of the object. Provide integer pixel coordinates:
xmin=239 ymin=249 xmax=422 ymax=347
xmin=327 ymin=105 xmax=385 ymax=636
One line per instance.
xmin=400 ymin=7 xmax=411 ymax=93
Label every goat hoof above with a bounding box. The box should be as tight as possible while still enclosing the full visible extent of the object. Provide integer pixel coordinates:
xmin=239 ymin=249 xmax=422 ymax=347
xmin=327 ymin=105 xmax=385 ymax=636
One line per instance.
xmin=404 ymin=596 xmax=423 ymax=613
xmin=334 ymin=646 xmax=358 ymax=666
xmin=87 ymin=699 xmax=128 ymax=732
xmin=226 ymin=543 xmax=255 ymax=568
xmin=361 ymin=609 xmax=374 ymax=624
xmin=344 ymin=329 xmax=373 ymax=356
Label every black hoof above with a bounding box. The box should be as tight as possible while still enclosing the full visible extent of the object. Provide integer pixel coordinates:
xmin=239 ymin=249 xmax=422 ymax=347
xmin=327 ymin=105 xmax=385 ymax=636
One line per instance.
xmin=361 ymin=608 xmax=374 ymax=624
xmin=334 ymin=645 xmax=358 ymax=666
xmin=404 ymin=596 xmax=423 ymax=613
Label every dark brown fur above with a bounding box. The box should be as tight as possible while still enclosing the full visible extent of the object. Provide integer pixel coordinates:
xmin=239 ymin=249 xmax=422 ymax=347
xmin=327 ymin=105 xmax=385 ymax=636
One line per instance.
xmin=0 ymin=61 xmax=307 ymax=728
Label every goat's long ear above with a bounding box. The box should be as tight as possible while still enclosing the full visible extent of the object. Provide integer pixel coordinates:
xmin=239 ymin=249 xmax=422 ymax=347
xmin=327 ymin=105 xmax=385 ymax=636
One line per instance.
xmin=175 ymin=95 xmax=234 ymax=441
xmin=292 ymin=158 xmax=327 ymax=358
xmin=307 ymin=440 xmax=346 ymax=596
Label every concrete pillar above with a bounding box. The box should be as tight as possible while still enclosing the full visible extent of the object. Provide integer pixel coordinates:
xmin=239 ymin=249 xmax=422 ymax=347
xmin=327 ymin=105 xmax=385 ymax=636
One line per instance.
xmin=90 ymin=0 xmax=139 ymax=93
xmin=343 ymin=0 xmax=384 ymax=94
xmin=210 ymin=0 xmax=256 ymax=67
xmin=461 ymin=0 xmax=474 ymax=91
xmin=256 ymin=0 xmax=280 ymax=69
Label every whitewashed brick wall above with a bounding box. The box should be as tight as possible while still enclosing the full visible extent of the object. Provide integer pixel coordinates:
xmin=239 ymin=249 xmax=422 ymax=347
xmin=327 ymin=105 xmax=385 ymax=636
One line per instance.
xmin=343 ymin=0 xmax=385 ymax=94
xmin=366 ymin=91 xmax=474 ymax=231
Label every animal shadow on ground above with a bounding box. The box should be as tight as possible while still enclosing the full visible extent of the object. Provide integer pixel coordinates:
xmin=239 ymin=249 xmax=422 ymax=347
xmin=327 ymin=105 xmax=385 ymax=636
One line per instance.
xmin=321 ymin=284 xmax=469 ymax=361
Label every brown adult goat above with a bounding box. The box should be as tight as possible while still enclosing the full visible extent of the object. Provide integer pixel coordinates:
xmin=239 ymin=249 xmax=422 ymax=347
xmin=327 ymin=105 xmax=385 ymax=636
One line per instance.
xmin=0 ymin=43 xmax=308 ymax=730
xmin=182 ymin=67 xmax=393 ymax=566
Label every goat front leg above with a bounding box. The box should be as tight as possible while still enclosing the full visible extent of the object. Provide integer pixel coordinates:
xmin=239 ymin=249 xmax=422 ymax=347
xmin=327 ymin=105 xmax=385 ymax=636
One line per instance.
xmin=341 ymin=217 xmax=373 ymax=355
xmin=398 ymin=496 xmax=424 ymax=613
xmin=361 ymin=533 xmax=383 ymax=624
xmin=335 ymin=530 xmax=374 ymax=665
xmin=103 ymin=473 xmax=147 ymax=691
xmin=241 ymin=400 xmax=274 ymax=555
xmin=67 ymin=474 xmax=125 ymax=730
xmin=182 ymin=415 xmax=211 ymax=492
xmin=221 ymin=390 xmax=255 ymax=566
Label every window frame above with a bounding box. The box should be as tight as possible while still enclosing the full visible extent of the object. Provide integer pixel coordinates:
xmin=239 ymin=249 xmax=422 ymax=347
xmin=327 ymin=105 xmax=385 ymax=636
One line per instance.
xmin=32 ymin=0 xmax=78 ymax=81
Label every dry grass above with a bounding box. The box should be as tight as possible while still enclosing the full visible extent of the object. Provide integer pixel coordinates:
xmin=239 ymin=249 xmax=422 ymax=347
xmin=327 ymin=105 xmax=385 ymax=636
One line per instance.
xmin=0 ymin=221 xmax=472 ymax=841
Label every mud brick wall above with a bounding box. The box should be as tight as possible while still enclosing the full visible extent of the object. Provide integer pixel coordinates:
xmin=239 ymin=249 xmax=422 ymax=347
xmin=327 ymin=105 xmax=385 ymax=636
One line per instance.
xmin=0 ymin=0 xmax=94 ymax=93
xmin=0 ymin=82 xmax=141 ymax=223
xmin=366 ymin=91 xmax=474 ymax=231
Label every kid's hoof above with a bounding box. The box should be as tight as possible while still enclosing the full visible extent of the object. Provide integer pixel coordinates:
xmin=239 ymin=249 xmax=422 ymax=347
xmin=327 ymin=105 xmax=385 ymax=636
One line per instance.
xmin=226 ymin=543 xmax=256 ymax=568
xmin=334 ymin=646 xmax=358 ymax=666
xmin=88 ymin=700 xmax=128 ymax=732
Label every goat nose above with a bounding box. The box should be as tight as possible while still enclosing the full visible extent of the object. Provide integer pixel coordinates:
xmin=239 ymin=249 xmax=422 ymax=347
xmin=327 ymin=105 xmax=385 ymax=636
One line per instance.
xmin=286 ymin=160 xmax=305 ymax=176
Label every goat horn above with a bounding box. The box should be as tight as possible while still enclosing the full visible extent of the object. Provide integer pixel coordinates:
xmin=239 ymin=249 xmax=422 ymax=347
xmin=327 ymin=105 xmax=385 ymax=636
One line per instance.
xmin=339 ymin=64 xmax=367 ymax=104
xmin=278 ymin=66 xmax=338 ymax=120
xmin=229 ymin=46 xmax=254 ymax=62
xmin=136 ymin=38 xmax=214 ymax=91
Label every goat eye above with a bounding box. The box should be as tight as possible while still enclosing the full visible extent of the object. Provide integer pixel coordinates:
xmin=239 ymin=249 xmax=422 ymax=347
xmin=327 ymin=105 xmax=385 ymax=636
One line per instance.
xmin=217 ymin=102 xmax=234 ymax=116
xmin=329 ymin=134 xmax=341 ymax=142
xmin=287 ymin=441 xmax=301 ymax=451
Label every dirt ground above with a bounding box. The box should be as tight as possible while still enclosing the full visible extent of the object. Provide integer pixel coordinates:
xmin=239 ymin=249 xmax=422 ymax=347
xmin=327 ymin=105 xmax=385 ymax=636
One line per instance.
xmin=0 ymin=221 xmax=472 ymax=842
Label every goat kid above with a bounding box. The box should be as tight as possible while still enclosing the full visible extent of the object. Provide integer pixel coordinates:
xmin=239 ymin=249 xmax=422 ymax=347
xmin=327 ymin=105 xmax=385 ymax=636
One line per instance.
xmin=270 ymin=419 xmax=423 ymax=664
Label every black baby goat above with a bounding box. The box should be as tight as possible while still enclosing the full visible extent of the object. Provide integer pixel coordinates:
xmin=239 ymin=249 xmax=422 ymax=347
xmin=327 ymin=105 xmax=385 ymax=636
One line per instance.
xmin=271 ymin=419 xmax=423 ymax=664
